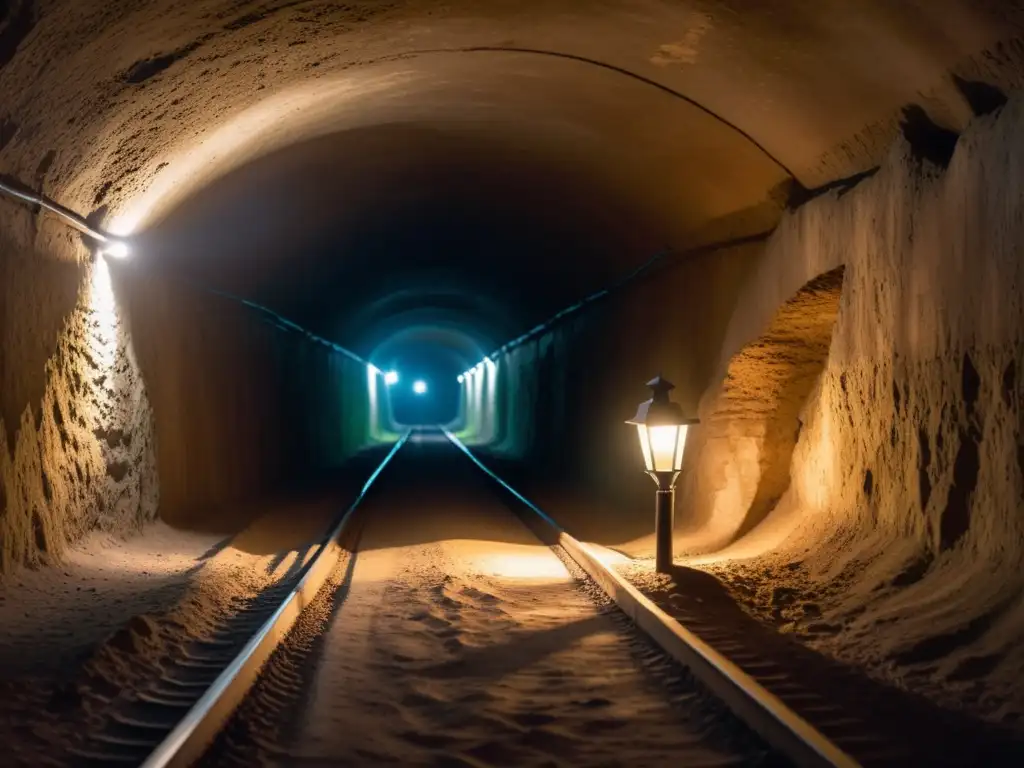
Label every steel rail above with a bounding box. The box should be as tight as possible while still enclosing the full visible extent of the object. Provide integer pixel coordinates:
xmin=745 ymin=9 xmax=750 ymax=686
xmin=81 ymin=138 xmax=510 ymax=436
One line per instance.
xmin=137 ymin=431 xmax=411 ymax=768
xmin=443 ymin=429 xmax=859 ymax=768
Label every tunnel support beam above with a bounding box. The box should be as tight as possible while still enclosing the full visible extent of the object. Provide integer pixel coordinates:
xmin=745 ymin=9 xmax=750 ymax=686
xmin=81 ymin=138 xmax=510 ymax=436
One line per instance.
xmin=655 ymin=483 xmax=675 ymax=574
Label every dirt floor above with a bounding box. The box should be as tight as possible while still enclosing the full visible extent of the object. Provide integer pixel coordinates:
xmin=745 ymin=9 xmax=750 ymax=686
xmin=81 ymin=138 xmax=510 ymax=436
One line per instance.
xmin=208 ymin=444 xmax=770 ymax=767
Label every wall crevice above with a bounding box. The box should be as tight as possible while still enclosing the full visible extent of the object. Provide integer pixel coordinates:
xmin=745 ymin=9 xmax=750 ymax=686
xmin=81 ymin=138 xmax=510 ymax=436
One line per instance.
xmin=684 ymin=264 xmax=846 ymax=548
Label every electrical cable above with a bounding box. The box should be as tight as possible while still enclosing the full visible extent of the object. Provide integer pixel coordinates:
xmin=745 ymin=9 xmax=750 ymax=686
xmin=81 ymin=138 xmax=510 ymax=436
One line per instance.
xmin=478 ymin=229 xmax=774 ymax=367
xmin=0 ymin=177 xmax=124 ymax=247
xmin=0 ymin=176 xmax=371 ymax=365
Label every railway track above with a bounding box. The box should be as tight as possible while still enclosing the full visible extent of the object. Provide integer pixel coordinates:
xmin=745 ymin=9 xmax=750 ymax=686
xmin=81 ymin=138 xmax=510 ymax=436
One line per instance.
xmin=66 ymin=437 xmax=409 ymax=768
xmin=69 ymin=578 xmax=312 ymax=766
xmin=63 ymin=427 xmax=1023 ymax=767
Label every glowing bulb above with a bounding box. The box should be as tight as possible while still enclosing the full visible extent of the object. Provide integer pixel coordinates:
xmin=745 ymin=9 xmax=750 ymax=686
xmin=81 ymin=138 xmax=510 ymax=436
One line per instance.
xmin=457 ymin=374 xmax=464 ymax=383
xmin=635 ymin=424 xmax=689 ymax=473
xmin=413 ymin=380 xmax=427 ymax=395
xmin=384 ymin=371 xmax=399 ymax=386
xmin=101 ymin=240 xmax=130 ymax=260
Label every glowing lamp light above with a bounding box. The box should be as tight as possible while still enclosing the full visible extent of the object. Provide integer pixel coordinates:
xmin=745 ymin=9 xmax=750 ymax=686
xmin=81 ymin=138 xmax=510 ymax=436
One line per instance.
xmin=413 ymin=380 xmax=428 ymax=395
xmin=635 ymin=421 xmax=690 ymax=474
xmin=457 ymin=374 xmax=464 ymax=383
xmin=626 ymin=375 xmax=699 ymax=574
xmin=384 ymin=370 xmax=399 ymax=386
xmin=101 ymin=240 xmax=131 ymax=260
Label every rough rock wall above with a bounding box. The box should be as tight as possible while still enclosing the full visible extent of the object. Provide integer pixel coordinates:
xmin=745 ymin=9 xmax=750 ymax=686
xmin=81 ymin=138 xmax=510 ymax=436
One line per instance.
xmin=117 ymin=266 xmax=375 ymax=532
xmin=1 ymin=199 xmax=375 ymax=574
xmin=687 ymin=95 xmax=1024 ymax=566
xmin=678 ymin=266 xmax=845 ymax=551
xmin=680 ymin=93 xmax=1024 ymax=721
xmin=1 ymin=222 xmax=158 ymax=576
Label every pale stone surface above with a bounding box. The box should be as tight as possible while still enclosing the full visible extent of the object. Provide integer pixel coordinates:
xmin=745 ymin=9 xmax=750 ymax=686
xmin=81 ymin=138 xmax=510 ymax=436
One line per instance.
xmin=680 ymin=266 xmax=845 ymax=552
xmin=677 ymin=92 xmax=1024 ymax=727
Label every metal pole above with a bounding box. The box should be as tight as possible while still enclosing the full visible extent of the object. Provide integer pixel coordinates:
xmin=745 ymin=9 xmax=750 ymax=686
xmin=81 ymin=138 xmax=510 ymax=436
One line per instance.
xmin=655 ymin=485 xmax=675 ymax=574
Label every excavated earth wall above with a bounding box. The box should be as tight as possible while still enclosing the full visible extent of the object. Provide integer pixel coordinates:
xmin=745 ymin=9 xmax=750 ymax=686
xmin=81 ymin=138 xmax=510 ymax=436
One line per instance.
xmin=682 ymin=92 xmax=1024 ymax=726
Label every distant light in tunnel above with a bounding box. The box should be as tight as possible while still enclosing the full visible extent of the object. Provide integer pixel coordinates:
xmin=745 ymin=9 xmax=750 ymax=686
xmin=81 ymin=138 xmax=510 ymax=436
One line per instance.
xmin=457 ymin=374 xmax=464 ymax=383
xmin=413 ymin=380 xmax=428 ymax=395
xmin=368 ymin=363 xmax=381 ymax=376
xmin=384 ymin=370 xmax=399 ymax=386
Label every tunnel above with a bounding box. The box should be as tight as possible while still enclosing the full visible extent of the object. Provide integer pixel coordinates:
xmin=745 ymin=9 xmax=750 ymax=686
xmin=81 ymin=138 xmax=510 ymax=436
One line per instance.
xmin=3 ymin=1 xmax=1024 ymax=764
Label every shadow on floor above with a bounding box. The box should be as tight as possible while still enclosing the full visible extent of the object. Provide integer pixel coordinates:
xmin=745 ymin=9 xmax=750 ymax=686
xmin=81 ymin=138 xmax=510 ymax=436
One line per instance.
xmin=197 ymin=536 xmax=233 ymax=561
xmin=421 ymin=615 xmax=608 ymax=681
xmin=264 ymin=544 xmax=316 ymax=580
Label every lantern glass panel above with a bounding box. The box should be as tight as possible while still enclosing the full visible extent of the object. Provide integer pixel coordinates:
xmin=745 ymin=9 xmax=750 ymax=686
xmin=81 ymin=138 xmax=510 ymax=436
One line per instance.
xmin=636 ymin=424 xmax=654 ymax=471
xmin=647 ymin=424 xmax=681 ymax=473
xmin=673 ymin=424 xmax=691 ymax=471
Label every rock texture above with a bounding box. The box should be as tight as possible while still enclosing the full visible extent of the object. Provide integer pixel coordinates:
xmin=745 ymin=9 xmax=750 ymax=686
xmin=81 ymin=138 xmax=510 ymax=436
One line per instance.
xmin=0 ymin=216 xmax=375 ymax=574
xmin=474 ymin=89 xmax=1024 ymax=729
xmin=1 ymin=237 xmax=158 ymax=575
xmin=678 ymin=92 xmax=1024 ymax=727
xmin=679 ymin=266 xmax=845 ymax=550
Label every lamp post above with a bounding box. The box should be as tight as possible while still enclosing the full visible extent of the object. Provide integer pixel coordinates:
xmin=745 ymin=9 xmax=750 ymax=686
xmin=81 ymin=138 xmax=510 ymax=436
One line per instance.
xmin=626 ymin=375 xmax=699 ymax=574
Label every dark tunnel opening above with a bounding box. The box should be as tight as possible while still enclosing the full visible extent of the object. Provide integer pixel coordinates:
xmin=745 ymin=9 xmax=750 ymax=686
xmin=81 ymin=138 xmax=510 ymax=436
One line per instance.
xmin=370 ymin=329 xmax=470 ymax=427
xmin=130 ymin=123 xmax=682 ymax=344
xmin=118 ymin=118 xmax=704 ymax=471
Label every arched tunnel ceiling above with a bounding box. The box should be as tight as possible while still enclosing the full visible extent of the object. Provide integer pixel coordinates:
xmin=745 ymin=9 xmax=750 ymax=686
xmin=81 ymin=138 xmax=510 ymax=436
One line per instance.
xmin=370 ymin=324 xmax=486 ymax=373
xmin=3 ymin=0 xmax=1024 ymax=341
xmin=343 ymin=292 xmax=503 ymax=360
xmin=130 ymin=109 xmax=761 ymax=340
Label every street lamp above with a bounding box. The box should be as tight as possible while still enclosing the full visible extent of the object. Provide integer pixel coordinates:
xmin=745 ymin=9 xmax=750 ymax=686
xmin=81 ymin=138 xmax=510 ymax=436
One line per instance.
xmin=626 ymin=375 xmax=699 ymax=574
